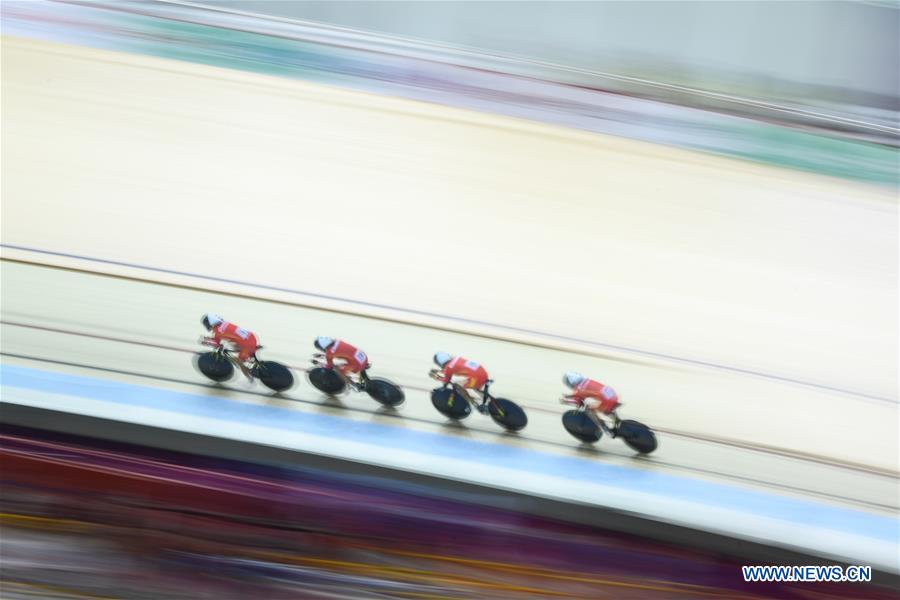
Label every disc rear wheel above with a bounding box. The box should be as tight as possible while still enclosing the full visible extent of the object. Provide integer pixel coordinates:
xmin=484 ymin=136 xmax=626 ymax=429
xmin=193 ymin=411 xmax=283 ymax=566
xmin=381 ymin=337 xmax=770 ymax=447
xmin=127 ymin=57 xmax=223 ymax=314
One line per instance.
xmin=254 ymin=361 xmax=294 ymax=392
xmin=488 ymin=398 xmax=527 ymax=431
xmin=366 ymin=378 xmax=405 ymax=407
xmin=617 ymin=419 xmax=658 ymax=454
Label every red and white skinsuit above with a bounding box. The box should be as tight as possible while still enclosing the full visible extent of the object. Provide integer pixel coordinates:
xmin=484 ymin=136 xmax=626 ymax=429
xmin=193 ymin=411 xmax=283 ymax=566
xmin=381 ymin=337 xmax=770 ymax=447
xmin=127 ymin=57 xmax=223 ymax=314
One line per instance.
xmin=567 ymin=378 xmax=621 ymax=415
xmin=209 ymin=321 xmax=258 ymax=362
xmin=323 ymin=339 xmax=369 ymax=376
xmin=438 ymin=356 xmax=490 ymax=391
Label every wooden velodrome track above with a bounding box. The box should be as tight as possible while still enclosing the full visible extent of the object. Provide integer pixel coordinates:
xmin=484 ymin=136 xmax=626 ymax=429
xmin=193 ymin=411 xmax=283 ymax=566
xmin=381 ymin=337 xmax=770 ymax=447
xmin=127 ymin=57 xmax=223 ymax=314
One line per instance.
xmin=2 ymin=37 xmax=897 ymax=519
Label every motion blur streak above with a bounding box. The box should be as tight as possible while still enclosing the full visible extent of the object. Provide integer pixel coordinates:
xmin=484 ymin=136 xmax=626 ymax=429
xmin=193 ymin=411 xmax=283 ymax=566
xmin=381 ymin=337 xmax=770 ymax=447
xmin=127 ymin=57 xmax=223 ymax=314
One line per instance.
xmin=2 ymin=1 xmax=898 ymax=598
xmin=3 ymin=36 xmax=897 ymax=405
xmin=3 ymin=316 xmax=898 ymax=501
xmin=4 ymin=245 xmax=894 ymax=405
xmin=4 ymin=259 xmax=898 ymax=513
xmin=4 ymin=426 xmax=893 ymax=600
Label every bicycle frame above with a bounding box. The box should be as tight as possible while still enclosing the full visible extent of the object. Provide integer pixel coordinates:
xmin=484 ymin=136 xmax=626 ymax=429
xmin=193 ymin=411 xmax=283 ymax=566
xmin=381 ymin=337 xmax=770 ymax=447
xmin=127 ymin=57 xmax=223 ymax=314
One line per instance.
xmin=453 ymin=382 xmax=493 ymax=405
xmin=201 ymin=339 xmax=258 ymax=378
xmin=429 ymin=370 xmax=498 ymax=413
xmin=561 ymin=397 xmax=620 ymax=436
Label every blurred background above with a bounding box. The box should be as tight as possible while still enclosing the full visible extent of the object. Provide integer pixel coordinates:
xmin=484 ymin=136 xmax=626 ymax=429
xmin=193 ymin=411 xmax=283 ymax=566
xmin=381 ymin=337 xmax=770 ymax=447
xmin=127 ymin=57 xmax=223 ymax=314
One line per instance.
xmin=2 ymin=1 xmax=898 ymax=599
xmin=219 ymin=0 xmax=900 ymax=120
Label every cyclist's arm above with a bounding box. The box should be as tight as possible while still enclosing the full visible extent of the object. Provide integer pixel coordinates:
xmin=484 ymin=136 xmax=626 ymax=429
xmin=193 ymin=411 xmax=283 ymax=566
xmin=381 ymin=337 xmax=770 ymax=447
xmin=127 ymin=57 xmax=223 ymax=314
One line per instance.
xmin=209 ymin=328 xmax=225 ymax=345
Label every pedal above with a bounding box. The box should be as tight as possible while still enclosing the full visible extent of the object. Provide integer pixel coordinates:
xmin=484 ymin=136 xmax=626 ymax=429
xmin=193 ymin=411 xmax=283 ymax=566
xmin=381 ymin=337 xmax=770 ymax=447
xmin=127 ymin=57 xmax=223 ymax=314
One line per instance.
xmin=238 ymin=365 xmax=254 ymax=382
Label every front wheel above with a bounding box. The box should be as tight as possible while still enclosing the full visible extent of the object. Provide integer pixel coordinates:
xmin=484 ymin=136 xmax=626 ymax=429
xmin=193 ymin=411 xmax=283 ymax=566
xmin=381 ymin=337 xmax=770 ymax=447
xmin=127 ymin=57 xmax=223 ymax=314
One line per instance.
xmin=365 ymin=378 xmax=405 ymax=407
xmin=431 ymin=388 xmax=471 ymax=420
xmin=307 ymin=367 xmax=347 ymax=395
xmin=488 ymin=398 xmax=527 ymax=432
xmin=196 ymin=352 xmax=234 ymax=382
xmin=617 ymin=419 xmax=658 ymax=454
xmin=253 ymin=361 xmax=294 ymax=393
xmin=561 ymin=409 xmax=601 ymax=443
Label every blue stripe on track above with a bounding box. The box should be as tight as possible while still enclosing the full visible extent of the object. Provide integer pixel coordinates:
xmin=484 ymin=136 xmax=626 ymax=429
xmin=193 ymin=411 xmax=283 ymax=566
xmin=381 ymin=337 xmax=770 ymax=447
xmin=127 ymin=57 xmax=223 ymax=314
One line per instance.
xmin=2 ymin=363 xmax=896 ymax=543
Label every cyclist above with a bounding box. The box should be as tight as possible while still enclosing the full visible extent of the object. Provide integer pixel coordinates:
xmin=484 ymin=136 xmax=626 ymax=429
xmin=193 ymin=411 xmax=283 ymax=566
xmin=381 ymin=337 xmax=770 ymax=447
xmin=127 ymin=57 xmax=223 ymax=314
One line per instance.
xmin=201 ymin=313 xmax=258 ymax=379
xmin=314 ymin=336 xmax=369 ymax=388
xmin=433 ymin=352 xmax=492 ymax=413
xmin=561 ymin=372 xmax=621 ymax=434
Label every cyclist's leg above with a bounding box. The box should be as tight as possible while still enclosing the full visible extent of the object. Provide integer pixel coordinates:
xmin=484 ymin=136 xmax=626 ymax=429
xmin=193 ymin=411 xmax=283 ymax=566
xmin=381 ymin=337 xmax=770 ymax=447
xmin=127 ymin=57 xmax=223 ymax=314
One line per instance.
xmin=601 ymin=398 xmax=621 ymax=435
xmin=451 ymin=376 xmax=475 ymax=406
xmin=468 ymin=377 xmax=490 ymax=413
xmin=585 ymin=404 xmax=613 ymax=435
xmin=234 ymin=346 xmax=255 ymax=380
xmin=481 ymin=379 xmax=492 ymax=402
xmin=237 ymin=345 xmax=253 ymax=362
xmin=341 ymin=362 xmax=364 ymax=391
xmin=333 ymin=359 xmax=351 ymax=382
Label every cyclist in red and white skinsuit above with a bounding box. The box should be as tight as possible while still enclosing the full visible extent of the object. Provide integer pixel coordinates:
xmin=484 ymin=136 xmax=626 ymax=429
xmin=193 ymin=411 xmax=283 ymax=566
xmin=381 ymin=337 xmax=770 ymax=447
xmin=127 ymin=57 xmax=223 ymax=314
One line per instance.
xmin=561 ymin=372 xmax=621 ymax=431
xmin=433 ymin=352 xmax=492 ymax=412
xmin=314 ymin=337 xmax=369 ymax=379
xmin=201 ymin=314 xmax=259 ymax=380
xmin=202 ymin=314 xmax=259 ymax=362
